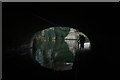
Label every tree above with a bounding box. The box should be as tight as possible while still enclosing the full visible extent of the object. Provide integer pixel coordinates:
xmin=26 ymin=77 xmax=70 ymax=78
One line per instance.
xmin=43 ymin=28 xmax=55 ymax=41
xmin=54 ymin=27 xmax=70 ymax=40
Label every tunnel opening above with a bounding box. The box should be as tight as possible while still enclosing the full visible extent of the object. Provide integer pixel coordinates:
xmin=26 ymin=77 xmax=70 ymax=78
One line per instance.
xmin=31 ymin=27 xmax=91 ymax=71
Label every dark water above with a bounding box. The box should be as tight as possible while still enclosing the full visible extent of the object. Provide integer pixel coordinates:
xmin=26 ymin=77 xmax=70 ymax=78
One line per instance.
xmin=33 ymin=40 xmax=79 ymax=71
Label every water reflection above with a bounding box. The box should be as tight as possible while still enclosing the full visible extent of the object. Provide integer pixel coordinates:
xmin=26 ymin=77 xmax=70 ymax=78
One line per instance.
xmin=33 ymin=40 xmax=79 ymax=71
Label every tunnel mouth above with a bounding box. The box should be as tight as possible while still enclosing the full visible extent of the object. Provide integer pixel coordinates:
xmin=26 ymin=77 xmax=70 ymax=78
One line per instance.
xmin=32 ymin=27 xmax=91 ymax=71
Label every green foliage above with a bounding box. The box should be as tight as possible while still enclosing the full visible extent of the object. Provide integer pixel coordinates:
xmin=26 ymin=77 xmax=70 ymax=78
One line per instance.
xmin=54 ymin=27 xmax=70 ymax=40
xmin=32 ymin=27 xmax=79 ymax=70
xmin=44 ymin=28 xmax=55 ymax=40
xmin=53 ymin=40 xmax=74 ymax=62
xmin=39 ymin=27 xmax=70 ymax=40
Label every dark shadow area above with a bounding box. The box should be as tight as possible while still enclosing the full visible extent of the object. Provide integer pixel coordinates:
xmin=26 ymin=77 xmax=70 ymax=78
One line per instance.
xmin=3 ymin=2 xmax=120 ymax=80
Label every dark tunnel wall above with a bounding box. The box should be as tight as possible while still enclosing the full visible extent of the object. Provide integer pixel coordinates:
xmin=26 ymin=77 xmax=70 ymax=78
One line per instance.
xmin=3 ymin=2 xmax=120 ymax=79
